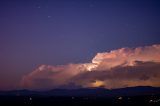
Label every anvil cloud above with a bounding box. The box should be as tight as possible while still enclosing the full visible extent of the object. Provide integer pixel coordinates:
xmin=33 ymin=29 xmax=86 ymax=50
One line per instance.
xmin=21 ymin=44 xmax=160 ymax=89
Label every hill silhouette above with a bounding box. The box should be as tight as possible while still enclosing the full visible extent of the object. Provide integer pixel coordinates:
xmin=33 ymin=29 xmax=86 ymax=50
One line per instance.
xmin=0 ymin=86 xmax=160 ymax=106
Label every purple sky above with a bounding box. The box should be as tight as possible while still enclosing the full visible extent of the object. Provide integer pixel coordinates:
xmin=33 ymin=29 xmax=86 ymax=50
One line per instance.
xmin=0 ymin=0 xmax=160 ymax=90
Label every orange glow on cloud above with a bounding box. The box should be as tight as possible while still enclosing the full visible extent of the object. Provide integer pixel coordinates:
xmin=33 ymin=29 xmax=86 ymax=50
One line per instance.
xmin=91 ymin=80 xmax=104 ymax=87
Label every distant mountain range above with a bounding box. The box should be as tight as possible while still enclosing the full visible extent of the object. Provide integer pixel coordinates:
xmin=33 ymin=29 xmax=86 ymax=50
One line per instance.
xmin=0 ymin=86 xmax=160 ymax=97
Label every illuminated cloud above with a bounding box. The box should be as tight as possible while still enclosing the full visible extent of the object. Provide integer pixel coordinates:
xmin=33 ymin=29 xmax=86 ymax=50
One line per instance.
xmin=70 ymin=61 xmax=160 ymax=89
xmin=21 ymin=44 xmax=160 ymax=89
xmin=21 ymin=64 xmax=87 ymax=89
xmin=92 ymin=44 xmax=160 ymax=70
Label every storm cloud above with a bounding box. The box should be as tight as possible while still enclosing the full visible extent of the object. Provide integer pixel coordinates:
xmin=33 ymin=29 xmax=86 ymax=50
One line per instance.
xmin=21 ymin=44 xmax=160 ymax=89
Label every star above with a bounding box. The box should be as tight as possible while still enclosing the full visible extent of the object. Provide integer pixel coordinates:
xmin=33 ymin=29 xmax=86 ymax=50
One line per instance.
xmin=37 ymin=6 xmax=41 ymax=9
xmin=47 ymin=15 xmax=52 ymax=18
xmin=35 ymin=5 xmax=41 ymax=9
xmin=89 ymin=4 xmax=95 ymax=8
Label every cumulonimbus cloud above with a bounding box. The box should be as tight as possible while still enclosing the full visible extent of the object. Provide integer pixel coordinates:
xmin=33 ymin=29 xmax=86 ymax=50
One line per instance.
xmin=21 ymin=44 xmax=160 ymax=89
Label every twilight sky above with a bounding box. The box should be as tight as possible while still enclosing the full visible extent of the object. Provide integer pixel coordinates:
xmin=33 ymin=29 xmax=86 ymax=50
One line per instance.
xmin=0 ymin=0 xmax=160 ymax=90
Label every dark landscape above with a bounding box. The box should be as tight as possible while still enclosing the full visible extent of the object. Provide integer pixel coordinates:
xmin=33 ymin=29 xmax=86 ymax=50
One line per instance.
xmin=0 ymin=86 xmax=160 ymax=106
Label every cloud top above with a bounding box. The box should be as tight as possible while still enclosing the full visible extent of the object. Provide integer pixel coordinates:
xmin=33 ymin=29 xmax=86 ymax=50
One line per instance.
xmin=92 ymin=44 xmax=160 ymax=70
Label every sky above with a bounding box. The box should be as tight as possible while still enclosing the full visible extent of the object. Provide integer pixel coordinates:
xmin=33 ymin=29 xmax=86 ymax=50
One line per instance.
xmin=0 ymin=0 xmax=160 ymax=90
